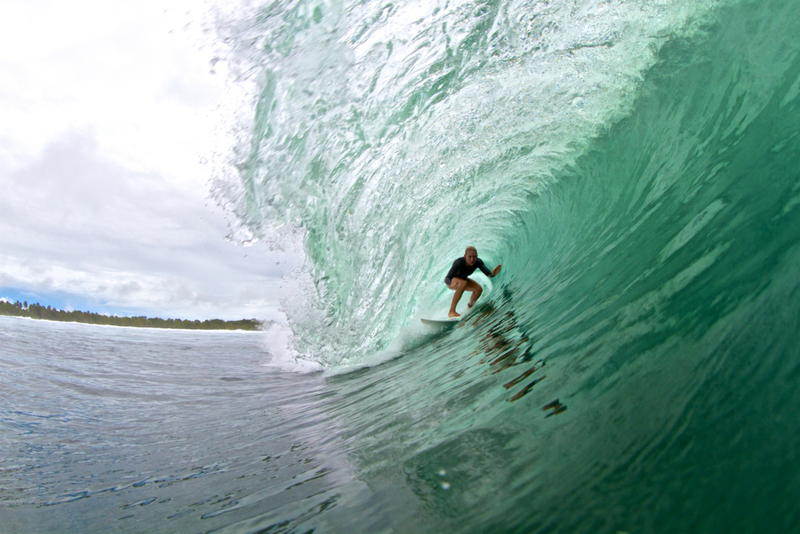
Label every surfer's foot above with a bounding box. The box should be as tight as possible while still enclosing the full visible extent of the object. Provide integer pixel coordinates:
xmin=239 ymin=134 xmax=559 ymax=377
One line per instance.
xmin=467 ymin=302 xmax=475 ymax=309
xmin=448 ymin=311 xmax=461 ymax=318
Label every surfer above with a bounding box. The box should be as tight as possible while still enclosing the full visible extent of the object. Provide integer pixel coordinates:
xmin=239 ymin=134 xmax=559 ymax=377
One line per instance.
xmin=444 ymin=246 xmax=501 ymax=318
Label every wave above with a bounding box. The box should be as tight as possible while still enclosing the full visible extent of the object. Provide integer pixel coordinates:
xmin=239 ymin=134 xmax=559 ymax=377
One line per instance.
xmin=213 ymin=0 xmax=800 ymax=386
xmin=211 ymin=0 xmax=732 ymax=366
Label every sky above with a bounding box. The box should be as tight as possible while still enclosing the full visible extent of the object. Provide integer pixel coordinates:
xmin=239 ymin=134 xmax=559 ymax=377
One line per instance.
xmin=0 ymin=0 xmax=299 ymax=321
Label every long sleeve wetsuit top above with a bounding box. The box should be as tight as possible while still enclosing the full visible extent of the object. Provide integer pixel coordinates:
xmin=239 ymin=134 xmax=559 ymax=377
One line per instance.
xmin=445 ymin=257 xmax=494 ymax=284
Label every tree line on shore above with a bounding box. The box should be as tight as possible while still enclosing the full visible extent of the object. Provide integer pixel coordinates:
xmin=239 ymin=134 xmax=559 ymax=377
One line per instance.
xmin=0 ymin=299 xmax=260 ymax=331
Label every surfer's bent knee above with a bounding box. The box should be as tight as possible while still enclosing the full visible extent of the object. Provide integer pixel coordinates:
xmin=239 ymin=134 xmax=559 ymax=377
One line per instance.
xmin=445 ymin=277 xmax=466 ymax=290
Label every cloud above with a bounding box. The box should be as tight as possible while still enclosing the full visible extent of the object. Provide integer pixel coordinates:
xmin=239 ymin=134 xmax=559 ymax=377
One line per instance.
xmin=114 ymin=281 xmax=142 ymax=297
xmin=0 ymin=0 xmax=302 ymax=321
xmin=0 ymin=130 xmax=301 ymax=320
xmin=0 ymin=0 xmax=237 ymax=187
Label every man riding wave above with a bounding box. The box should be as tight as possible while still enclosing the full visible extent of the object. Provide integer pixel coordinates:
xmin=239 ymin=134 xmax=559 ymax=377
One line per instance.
xmin=444 ymin=246 xmax=501 ymax=318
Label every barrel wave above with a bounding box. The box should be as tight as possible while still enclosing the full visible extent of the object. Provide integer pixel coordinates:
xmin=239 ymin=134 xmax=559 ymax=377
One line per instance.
xmin=213 ymin=0 xmax=800 ymax=531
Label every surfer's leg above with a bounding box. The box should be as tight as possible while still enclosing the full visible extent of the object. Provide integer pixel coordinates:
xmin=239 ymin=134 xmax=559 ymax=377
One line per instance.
xmin=465 ymin=278 xmax=482 ymax=307
xmin=448 ymin=277 xmax=467 ymax=317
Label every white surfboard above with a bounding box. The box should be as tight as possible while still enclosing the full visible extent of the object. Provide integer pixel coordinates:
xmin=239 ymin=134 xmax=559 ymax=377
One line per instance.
xmin=420 ymin=317 xmax=461 ymax=325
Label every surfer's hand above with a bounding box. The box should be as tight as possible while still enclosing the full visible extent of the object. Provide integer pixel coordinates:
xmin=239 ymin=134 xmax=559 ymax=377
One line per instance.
xmin=492 ymin=264 xmax=502 ymax=276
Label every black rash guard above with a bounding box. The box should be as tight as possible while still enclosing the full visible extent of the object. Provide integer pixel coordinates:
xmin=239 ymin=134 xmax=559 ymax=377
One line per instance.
xmin=444 ymin=257 xmax=494 ymax=285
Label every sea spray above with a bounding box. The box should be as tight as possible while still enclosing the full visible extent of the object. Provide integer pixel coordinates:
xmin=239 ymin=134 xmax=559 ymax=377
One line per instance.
xmin=211 ymin=0 xmax=720 ymax=366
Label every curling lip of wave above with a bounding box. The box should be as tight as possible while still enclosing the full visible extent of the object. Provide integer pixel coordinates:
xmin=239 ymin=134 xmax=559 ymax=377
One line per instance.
xmin=213 ymin=0 xmax=720 ymax=367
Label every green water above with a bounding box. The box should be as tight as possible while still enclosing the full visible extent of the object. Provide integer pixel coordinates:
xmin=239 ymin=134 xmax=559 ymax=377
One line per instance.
xmin=212 ymin=0 xmax=800 ymax=530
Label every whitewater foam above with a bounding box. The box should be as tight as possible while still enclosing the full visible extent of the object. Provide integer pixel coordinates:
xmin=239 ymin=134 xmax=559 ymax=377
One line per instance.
xmin=259 ymin=319 xmax=324 ymax=373
xmin=212 ymin=0 xmax=721 ymax=367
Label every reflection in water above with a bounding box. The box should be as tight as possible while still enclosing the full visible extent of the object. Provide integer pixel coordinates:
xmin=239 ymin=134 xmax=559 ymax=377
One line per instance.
xmin=542 ymin=399 xmax=567 ymax=418
xmin=460 ymin=295 xmax=564 ymax=411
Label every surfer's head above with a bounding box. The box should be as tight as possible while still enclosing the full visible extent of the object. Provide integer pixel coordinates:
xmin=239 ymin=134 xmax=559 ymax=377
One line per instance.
xmin=465 ymin=246 xmax=477 ymax=266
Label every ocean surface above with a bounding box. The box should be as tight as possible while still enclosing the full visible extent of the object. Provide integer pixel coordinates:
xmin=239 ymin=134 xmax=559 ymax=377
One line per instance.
xmin=4 ymin=0 xmax=800 ymax=531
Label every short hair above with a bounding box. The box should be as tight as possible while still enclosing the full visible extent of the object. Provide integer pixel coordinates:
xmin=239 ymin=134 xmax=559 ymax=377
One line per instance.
xmin=465 ymin=246 xmax=477 ymax=255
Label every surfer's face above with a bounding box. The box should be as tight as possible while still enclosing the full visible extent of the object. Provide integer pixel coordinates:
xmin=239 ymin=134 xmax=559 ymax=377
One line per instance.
xmin=465 ymin=251 xmax=477 ymax=266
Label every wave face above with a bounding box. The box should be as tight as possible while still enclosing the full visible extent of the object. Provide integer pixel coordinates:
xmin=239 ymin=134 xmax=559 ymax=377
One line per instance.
xmin=216 ymin=0 xmax=725 ymax=364
xmin=212 ymin=0 xmax=800 ymax=528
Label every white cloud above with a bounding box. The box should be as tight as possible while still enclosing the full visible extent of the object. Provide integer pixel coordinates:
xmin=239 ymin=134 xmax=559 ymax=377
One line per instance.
xmin=0 ymin=130 xmax=300 ymax=320
xmin=0 ymin=1 xmax=302 ymax=321
xmin=0 ymin=0 xmax=244 ymax=188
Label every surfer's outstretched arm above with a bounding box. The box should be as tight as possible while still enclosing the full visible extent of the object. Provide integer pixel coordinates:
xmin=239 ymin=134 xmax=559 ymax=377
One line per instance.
xmin=478 ymin=261 xmax=501 ymax=278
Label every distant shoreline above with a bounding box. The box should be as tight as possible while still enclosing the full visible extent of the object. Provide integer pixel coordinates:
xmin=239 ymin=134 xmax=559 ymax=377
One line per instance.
xmin=0 ymin=300 xmax=261 ymax=331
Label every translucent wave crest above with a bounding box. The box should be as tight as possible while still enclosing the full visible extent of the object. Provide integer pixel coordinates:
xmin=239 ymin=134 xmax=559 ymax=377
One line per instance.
xmin=213 ymin=0 xmax=756 ymax=368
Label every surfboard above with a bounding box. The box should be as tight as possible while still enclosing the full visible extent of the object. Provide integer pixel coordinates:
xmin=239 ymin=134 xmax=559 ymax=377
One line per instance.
xmin=421 ymin=317 xmax=461 ymax=325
